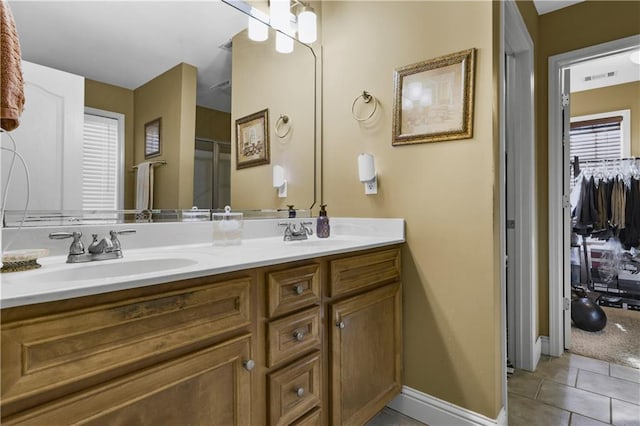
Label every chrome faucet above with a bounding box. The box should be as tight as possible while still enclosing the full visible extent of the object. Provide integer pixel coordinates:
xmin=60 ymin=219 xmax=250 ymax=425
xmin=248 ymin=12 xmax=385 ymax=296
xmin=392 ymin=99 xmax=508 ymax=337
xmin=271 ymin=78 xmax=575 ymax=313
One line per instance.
xmin=49 ymin=229 xmax=136 ymax=263
xmin=279 ymin=221 xmax=314 ymax=241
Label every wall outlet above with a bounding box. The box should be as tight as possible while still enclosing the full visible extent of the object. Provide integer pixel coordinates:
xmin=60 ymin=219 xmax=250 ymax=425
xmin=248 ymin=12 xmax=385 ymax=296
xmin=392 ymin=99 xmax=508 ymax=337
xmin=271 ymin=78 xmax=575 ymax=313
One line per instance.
xmin=364 ymin=177 xmax=377 ymax=195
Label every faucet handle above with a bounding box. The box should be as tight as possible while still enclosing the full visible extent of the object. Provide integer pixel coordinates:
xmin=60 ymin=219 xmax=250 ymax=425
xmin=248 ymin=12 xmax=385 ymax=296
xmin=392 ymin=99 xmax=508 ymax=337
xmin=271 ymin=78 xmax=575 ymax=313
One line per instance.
xmin=109 ymin=229 xmax=136 ymax=251
xmin=49 ymin=231 xmax=84 ymax=255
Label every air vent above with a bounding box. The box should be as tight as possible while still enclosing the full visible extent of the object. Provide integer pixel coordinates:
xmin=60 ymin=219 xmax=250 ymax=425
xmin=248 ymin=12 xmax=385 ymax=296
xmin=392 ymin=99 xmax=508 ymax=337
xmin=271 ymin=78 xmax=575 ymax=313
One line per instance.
xmin=584 ymin=71 xmax=616 ymax=82
xmin=209 ymin=80 xmax=231 ymax=91
xmin=219 ymin=39 xmax=233 ymax=51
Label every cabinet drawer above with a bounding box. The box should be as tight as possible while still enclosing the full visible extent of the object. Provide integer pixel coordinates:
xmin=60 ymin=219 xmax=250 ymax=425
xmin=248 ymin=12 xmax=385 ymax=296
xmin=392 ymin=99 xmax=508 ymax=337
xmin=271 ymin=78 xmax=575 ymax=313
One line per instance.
xmin=267 ymin=307 xmax=321 ymax=367
xmin=292 ymin=407 xmax=321 ymax=426
xmin=267 ymin=264 xmax=321 ymax=318
xmin=329 ymin=248 xmax=400 ymax=297
xmin=1 ymin=277 xmax=252 ymax=414
xmin=268 ymin=351 xmax=321 ymax=426
xmin=2 ymin=334 xmax=253 ymax=426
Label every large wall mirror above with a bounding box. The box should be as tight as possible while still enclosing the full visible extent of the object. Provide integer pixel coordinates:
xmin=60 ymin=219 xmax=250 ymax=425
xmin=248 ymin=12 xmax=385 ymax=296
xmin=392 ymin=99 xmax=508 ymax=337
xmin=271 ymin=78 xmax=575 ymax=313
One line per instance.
xmin=1 ymin=0 xmax=317 ymax=226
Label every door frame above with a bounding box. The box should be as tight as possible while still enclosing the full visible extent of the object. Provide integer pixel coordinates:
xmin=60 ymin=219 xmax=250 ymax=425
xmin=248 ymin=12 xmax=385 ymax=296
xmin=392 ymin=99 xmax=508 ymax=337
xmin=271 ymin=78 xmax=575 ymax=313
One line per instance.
xmin=501 ymin=0 xmax=538 ymax=374
xmin=547 ymin=34 xmax=640 ymax=357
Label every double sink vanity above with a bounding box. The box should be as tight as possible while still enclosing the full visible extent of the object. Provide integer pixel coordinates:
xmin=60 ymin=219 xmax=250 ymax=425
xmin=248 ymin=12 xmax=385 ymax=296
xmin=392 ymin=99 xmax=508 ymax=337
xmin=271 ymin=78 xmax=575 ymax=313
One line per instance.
xmin=1 ymin=218 xmax=404 ymax=425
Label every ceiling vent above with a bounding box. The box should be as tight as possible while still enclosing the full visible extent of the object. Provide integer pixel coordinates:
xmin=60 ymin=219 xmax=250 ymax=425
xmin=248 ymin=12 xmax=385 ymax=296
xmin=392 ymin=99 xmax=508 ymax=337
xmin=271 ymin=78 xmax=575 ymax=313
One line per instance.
xmin=584 ymin=71 xmax=617 ymax=82
xmin=219 ymin=39 xmax=233 ymax=52
xmin=209 ymin=80 xmax=231 ymax=92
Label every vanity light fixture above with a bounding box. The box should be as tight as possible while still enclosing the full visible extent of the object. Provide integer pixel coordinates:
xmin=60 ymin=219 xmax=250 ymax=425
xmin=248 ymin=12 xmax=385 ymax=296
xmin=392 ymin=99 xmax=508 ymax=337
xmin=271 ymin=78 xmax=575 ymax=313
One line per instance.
xmin=630 ymin=50 xmax=640 ymax=65
xmin=248 ymin=16 xmax=269 ymax=42
xmin=358 ymin=153 xmax=378 ymax=195
xmin=270 ymin=0 xmax=290 ymax=32
xmin=273 ymin=165 xmax=288 ymax=197
xmin=297 ymin=3 xmax=317 ymax=44
xmin=275 ymin=28 xmax=294 ymax=54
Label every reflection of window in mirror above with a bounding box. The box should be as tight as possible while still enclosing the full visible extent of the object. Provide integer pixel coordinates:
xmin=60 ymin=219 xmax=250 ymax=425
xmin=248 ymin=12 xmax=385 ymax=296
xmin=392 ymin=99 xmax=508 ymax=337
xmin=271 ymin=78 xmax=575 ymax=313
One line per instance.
xmin=83 ymin=107 xmax=124 ymax=210
xmin=145 ymin=118 xmax=161 ymax=158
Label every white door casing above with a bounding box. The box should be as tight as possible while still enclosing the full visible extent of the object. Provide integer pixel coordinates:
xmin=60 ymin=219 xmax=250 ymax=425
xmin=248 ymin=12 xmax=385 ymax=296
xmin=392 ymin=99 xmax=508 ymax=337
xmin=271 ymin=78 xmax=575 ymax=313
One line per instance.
xmin=547 ymin=34 xmax=640 ymax=357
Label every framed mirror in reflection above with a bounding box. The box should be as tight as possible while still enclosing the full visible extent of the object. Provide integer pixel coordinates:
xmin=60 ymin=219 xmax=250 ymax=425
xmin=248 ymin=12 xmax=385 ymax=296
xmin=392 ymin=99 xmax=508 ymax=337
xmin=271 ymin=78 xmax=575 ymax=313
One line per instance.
xmin=1 ymin=0 xmax=316 ymax=227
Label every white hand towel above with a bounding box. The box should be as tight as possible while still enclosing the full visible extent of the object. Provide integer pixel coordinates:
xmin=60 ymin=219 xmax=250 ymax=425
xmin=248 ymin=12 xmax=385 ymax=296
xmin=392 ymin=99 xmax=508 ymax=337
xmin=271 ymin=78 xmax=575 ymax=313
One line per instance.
xmin=135 ymin=162 xmax=151 ymax=210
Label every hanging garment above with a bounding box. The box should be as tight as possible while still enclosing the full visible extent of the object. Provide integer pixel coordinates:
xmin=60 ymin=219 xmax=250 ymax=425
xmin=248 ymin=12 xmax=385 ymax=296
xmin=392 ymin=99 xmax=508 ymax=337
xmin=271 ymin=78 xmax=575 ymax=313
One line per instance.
xmin=575 ymin=176 xmax=598 ymax=232
xmin=620 ymin=178 xmax=640 ymax=249
xmin=610 ymin=178 xmax=626 ymax=230
xmin=595 ymin=181 xmax=608 ymax=231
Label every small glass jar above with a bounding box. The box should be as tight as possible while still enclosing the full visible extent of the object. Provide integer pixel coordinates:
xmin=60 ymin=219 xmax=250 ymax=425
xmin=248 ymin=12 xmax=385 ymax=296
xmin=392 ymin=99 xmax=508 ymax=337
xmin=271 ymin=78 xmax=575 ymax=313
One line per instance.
xmin=212 ymin=206 xmax=243 ymax=245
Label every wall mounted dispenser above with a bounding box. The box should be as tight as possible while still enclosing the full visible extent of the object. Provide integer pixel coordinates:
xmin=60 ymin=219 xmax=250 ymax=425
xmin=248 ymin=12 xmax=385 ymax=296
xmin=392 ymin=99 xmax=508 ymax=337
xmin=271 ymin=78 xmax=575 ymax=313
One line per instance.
xmin=357 ymin=153 xmax=377 ymax=195
xmin=273 ymin=165 xmax=288 ymax=197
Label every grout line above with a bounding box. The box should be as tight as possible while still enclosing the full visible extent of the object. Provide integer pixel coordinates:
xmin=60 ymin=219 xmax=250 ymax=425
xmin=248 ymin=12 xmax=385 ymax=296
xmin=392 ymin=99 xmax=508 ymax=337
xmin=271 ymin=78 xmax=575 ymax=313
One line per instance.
xmin=574 ymin=368 xmax=581 ymax=388
xmin=534 ymin=378 xmax=544 ymax=399
xmin=610 ymin=396 xmax=613 ymax=424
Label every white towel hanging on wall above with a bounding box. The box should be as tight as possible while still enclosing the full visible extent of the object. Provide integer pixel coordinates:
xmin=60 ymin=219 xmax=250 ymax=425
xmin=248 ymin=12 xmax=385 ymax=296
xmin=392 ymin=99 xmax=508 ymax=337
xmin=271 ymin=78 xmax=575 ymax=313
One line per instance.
xmin=135 ymin=162 xmax=152 ymax=210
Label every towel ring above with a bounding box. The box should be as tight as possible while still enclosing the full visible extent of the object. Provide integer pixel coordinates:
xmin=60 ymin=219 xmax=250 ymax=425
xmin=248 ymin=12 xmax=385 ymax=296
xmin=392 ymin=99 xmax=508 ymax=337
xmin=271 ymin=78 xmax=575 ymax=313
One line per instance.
xmin=351 ymin=91 xmax=378 ymax=122
xmin=275 ymin=114 xmax=292 ymax=138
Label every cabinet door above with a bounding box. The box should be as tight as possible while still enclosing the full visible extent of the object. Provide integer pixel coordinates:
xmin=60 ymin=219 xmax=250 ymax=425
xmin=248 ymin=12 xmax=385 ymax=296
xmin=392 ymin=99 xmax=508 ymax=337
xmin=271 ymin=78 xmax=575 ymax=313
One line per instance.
xmin=3 ymin=334 xmax=253 ymax=426
xmin=330 ymin=282 xmax=402 ymax=425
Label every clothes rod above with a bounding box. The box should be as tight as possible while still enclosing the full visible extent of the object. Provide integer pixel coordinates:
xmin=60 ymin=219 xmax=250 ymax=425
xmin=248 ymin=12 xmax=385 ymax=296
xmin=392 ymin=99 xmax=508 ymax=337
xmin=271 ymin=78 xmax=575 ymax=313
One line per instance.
xmin=132 ymin=160 xmax=166 ymax=170
xmin=577 ymin=157 xmax=637 ymax=164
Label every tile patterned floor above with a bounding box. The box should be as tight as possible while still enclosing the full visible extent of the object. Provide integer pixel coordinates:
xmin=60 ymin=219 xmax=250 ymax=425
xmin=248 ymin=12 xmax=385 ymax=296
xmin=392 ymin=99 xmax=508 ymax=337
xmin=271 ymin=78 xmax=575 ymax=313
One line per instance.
xmin=509 ymin=353 xmax=640 ymax=426
xmin=367 ymin=353 xmax=640 ymax=426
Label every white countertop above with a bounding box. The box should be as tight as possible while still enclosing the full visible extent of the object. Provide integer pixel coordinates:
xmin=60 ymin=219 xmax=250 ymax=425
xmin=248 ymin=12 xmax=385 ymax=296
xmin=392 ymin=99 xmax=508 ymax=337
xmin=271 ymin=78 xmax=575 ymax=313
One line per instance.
xmin=1 ymin=218 xmax=404 ymax=308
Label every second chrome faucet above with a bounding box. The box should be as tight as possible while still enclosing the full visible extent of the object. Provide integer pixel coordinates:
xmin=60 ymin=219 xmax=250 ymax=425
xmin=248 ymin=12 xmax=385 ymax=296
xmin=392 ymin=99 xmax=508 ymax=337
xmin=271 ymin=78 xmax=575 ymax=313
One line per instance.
xmin=279 ymin=221 xmax=313 ymax=241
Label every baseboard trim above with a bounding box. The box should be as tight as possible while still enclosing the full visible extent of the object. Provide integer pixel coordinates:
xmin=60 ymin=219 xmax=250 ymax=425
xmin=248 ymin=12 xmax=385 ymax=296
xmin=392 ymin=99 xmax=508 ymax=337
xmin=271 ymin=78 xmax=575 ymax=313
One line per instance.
xmin=387 ymin=386 xmax=505 ymax=426
xmin=541 ymin=335 xmax=550 ymax=356
xmin=534 ymin=335 xmax=542 ymax=369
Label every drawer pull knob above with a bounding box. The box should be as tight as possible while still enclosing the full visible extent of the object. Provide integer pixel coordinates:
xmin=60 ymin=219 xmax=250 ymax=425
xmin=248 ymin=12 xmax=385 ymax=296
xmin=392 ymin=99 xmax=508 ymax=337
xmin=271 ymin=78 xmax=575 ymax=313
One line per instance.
xmin=337 ymin=321 xmax=345 ymax=329
xmin=293 ymin=284 xmax=304 ymax=295
xmin=293 ymin=331 xmax=305 ymax=341
xmin=295 ymin=387 xmax=305 ymax=397
xmin=243 ymin=359 xmax=255 ymax=371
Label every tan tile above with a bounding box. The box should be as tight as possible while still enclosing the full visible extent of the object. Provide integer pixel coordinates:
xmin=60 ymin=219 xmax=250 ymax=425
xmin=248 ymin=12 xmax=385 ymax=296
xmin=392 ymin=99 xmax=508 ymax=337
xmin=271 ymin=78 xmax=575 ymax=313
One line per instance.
xmin=559 ymin=353 xmax=611 ymax=375
xmin=508 ymin=393 xmax=570 ymax=426
xmin=537 ymin=380 xmax=611 ymax=423
xmin=577 ymin=370 xmax=640 ymax=405
xmin=612 ymin=398 xmax=640 ymax=426
xmin=508 ymin=370 xmax=543 ymax=398
xmin=570 ymin=413 xmax=611 ymax=426
xmin=536 ymin=361 xmax=580 ymax=387
xmin=611 ymin=364 xmax=640 ymax=384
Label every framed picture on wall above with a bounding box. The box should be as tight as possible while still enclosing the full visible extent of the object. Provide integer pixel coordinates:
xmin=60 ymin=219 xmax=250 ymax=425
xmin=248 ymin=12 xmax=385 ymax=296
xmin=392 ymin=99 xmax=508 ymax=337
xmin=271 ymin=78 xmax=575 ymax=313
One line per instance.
xmin=235 ymin=109 xmax=270 ymax=169
xmin=144 ymin=118 xmax=162 ymax=158
xmin=392 ymin=48 xmax=476 ymax=145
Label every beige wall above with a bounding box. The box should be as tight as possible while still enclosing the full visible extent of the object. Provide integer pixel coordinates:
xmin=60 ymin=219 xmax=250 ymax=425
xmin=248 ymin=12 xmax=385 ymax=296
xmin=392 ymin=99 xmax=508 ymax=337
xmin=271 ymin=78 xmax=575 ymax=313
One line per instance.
xmin=195 ymin=106 xmax=231 ymax=142
xmin=321 ymin=1 xmax=501 ymax=418
xmin=231 ymin=29 xmax=316 ymax=211
xmin=536 ymin=1 xmax=640 ymax=335
xmin=84 ymin=80 xmax=135 ymax=209
xmin=133 ymin=63 xmax=197 ymax=209
xmin=571 ymin=81 xmax=640 ymax=156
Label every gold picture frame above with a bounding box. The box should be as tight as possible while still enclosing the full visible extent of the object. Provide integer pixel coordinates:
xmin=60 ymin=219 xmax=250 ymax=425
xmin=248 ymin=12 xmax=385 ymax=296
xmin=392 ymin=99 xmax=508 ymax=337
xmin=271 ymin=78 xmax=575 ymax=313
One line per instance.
xmin=144 ymin=118 xmax=161 ymax=158
xmin=392 ymin=48 xmax=476 ymax=145
xmin=235 ymin=109 xmax=270 ymax=169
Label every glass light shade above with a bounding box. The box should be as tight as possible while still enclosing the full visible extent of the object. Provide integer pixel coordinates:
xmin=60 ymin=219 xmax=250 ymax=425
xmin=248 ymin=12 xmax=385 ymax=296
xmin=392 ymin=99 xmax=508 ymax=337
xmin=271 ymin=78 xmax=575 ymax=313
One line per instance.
xmin=276 ymin=31 xmax=294 ymax=54
xmin=248 ymin=17 xmax=268 ymax=42
xmin=630 ymin=50 xmax=640 ymax=65
xmin=297 ymin=7 xmax=317 ymax=44
xmin=270 ymin=0 xmax=289 ymax=31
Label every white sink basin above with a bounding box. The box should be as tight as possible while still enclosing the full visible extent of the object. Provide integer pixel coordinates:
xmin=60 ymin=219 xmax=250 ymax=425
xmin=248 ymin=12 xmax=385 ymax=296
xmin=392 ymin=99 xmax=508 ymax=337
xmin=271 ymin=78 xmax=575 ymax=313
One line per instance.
xmin=28 ymin=258 xmax=198 ymax=282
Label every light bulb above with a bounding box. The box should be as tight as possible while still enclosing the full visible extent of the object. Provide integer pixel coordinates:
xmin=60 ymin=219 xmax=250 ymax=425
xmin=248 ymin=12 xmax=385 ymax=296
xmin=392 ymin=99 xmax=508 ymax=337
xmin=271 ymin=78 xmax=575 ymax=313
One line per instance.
xmin=276 ymin=31 xmax=294 ymax=54
xmin=248 ymin=17 xmax=268 ymax=42
xmin=297 ymin=6 xmax=317 ymax=44
xmin=270 ymin=0 xmax=289 ymax=32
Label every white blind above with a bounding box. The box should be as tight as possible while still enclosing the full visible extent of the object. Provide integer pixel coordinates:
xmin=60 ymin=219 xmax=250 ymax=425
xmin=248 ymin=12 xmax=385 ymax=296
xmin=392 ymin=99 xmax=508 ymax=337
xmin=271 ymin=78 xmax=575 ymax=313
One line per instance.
xmin=82 ymin=113 xmax=119 ymax=210
xmin=570 ymin=117 xmax=623 ymax=163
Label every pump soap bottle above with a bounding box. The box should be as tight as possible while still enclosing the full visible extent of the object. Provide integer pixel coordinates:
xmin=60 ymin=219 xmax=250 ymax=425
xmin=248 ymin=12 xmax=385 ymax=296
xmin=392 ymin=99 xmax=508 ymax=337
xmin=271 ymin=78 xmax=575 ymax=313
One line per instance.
xmin=316 ymin=205 xmax=330 ymax=238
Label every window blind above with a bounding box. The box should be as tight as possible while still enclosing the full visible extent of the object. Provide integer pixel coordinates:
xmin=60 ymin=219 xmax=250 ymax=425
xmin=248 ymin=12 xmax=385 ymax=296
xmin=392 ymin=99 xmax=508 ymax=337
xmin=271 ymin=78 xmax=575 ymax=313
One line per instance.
xmin=82 ymin=113 xmax=120 ymax=210
xmin=570 ymin=116 xmax=623 ymax=185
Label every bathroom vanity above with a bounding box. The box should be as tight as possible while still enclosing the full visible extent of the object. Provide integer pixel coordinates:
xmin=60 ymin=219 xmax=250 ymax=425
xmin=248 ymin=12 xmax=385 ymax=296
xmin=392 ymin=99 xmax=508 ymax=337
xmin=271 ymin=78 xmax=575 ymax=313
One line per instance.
xmin=1 ymin=219 xmax=403 ymax=425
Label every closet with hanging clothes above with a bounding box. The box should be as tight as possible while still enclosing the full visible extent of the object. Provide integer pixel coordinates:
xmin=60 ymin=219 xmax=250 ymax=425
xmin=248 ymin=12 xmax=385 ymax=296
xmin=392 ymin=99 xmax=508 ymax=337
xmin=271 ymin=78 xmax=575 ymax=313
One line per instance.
xmin=570 ymin=157 xmax=640 ymax=307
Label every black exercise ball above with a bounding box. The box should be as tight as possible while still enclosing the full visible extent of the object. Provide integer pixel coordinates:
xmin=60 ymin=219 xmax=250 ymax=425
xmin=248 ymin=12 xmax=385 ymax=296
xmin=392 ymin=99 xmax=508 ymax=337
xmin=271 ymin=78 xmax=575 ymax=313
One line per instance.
xmin=571 ymin=297 xmax=607 ymax=332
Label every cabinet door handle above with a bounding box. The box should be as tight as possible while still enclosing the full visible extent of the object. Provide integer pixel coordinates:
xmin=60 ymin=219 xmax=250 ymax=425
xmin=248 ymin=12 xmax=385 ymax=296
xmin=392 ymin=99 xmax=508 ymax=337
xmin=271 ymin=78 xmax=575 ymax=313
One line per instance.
xmin=336 ymin=321 xmax=345 ymax=329
xmin=243 ymin=359 xmax=255 ymax=371
xmin=293 ymin=331 xmax=305 ymax=341
xmin=295 ymin=387 xmax=305 ymax=398
xmin=293 ymin=284 xmax=304 ymax=295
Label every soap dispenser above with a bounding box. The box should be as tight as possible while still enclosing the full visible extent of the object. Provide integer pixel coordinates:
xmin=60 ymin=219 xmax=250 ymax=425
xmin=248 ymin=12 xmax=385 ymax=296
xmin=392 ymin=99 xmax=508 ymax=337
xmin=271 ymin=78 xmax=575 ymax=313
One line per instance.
xmin=316 ymin=205 xmax=330 ymax=238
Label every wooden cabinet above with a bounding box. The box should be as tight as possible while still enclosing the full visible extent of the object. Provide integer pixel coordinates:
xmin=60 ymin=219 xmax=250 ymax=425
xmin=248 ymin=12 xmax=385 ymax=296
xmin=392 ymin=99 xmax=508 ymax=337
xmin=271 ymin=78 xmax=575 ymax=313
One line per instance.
xmin=329 ymin=282 xmax=402 ymax=425
xmin=1 ymin=245 xmax=402 ymax=425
